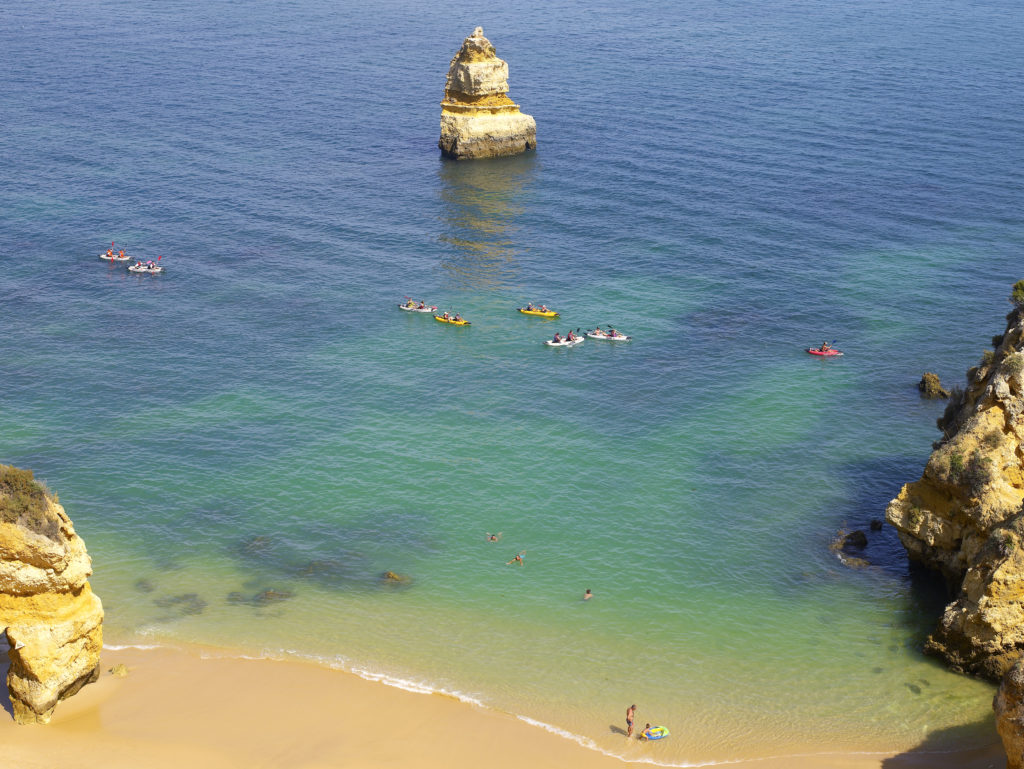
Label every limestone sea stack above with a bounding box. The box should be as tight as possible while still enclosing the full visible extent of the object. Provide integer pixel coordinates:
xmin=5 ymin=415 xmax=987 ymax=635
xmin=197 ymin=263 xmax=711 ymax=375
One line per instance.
xmin=886 ymin=305 xmax=1024 ymax=681
xmin=439 ymin=27 xmax=536 ymax=160
xmin=0 ymin=466 xmax=103 ymax=723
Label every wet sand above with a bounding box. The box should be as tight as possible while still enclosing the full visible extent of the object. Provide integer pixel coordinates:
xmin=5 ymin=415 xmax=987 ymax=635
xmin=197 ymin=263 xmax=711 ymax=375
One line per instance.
xmin=0 ymin=645 xmax=1006 ymax=769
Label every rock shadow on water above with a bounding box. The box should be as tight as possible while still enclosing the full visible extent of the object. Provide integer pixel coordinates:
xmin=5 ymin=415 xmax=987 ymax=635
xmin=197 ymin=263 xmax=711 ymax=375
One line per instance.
xmin=437 ymin=152 xmax=537 ymax=291
xmin=880 ymin=715 xmax=1003 ymax=768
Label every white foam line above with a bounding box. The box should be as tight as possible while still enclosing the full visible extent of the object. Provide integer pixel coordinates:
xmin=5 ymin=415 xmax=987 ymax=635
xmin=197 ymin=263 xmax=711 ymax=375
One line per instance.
xmin=104 ymin=643 xmax=165 ymax=651
xmin=513 ymin=716 xmax=899 ymax=768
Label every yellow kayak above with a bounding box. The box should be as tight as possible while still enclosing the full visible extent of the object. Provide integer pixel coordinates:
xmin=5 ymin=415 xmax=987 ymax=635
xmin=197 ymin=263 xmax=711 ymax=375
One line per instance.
xmin=434 ymin=315 xmax=471 ymax=326
xmin=518 ymin=308 xmax=559 ymax=317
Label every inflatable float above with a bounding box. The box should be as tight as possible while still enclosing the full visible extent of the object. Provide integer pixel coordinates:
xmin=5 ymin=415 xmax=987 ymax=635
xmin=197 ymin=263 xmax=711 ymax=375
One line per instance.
xmin=518 ymin=307 xmax=559 ymax=317
xmin=806 ymin=348 xmax=842 ymax=357
xmin=642 ymin=726 xmax=670 ymax=741
xmin=398 ymin=303 xmax=437 ymax=312
xmin=434 ymin=315 xmax=470 ymax=326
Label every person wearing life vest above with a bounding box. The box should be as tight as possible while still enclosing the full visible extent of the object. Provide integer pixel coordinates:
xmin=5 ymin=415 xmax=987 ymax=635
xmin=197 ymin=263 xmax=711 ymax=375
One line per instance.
xmin=106 ymin=248 xmax=114 ymax=258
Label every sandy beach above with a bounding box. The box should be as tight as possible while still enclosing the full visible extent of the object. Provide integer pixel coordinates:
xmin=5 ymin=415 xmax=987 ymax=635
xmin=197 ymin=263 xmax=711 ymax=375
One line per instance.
xmin=0 ymin=644 xmax=1006 ymax=769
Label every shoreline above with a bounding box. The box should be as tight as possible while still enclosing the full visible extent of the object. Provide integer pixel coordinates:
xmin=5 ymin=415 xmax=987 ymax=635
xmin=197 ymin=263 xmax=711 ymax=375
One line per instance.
xmin=0 ymin=642 xmax=1006 ymax=769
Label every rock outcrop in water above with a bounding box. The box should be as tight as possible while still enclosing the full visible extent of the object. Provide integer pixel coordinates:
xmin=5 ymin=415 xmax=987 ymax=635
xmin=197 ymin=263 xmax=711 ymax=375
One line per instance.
xmin=886 ymin=306 xmax=1024 ymax=681
xmin=439 ymin=27 xmax=537 ymax=159
xmin=0 ymin=466 xmax=103 ymax=723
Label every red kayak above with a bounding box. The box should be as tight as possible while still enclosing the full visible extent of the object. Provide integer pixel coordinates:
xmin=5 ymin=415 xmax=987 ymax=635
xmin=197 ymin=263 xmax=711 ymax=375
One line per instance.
xmin=807 ymin=348 xmax=843 ymax=357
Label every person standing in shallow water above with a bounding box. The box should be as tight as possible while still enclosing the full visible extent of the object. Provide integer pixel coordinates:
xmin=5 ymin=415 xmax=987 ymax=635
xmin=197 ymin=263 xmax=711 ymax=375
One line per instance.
xmin=626 ymin=704 xmax=636 ymax=738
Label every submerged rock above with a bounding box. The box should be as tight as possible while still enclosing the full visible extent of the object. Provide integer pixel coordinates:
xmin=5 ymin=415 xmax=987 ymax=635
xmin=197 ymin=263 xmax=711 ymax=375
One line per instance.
xmin=154 ymin=593 xmax=207 ymax=615
xmin=887 ymin=305 xmax=1024 ymax=680
xmin=0 ymin=465 xmax=103 ymax=724
xmin=380 ymin=570 xmax=412 ymax=586
xmin=919 ymin=372 xmax=951 ymax=399
xmin=108 ymin=663 xmax=129 ymax=678
xmin=439 ymin=27 xmax=536 ymax=159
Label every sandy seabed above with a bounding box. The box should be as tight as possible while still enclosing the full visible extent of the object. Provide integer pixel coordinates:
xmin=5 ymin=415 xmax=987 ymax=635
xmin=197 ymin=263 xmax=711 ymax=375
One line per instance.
xmin=0 ymin=645 xmax=1007 ymax=769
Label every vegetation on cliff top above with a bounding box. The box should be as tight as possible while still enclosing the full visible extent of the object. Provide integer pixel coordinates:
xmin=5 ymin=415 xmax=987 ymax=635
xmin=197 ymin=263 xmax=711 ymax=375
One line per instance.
xmin=1010 ymin=279 xmax=1024 ymax=307
xmin=0 ymin=464 xmax=61 ymax=539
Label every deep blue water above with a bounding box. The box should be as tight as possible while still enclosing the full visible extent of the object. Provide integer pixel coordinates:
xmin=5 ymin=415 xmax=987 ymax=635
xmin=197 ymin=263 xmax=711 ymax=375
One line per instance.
xmin=2 ymin=0 xmax=1023 ymax=763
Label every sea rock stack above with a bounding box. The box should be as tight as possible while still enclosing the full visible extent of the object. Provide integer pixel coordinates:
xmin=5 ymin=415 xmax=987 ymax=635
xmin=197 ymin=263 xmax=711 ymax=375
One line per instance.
xmin=0 ymin=466 xmax=103 ymax=724
xmin=886 ymin=306 xmax=1024 ymax=681
xmin=439 ymin=27 xmax=537 ymax=160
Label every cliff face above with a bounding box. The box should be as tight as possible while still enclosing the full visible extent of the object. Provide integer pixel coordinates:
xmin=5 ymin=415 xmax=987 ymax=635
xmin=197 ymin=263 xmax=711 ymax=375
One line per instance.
xmin=886 ymin=307 xmax=1024 ymax=680
xmin=996 ymin=657 xmax=1024 ymax=769
xmin=439 ymin=27 xmax=537 ymax=160
xmin=0 ymin=467 xmax=103 ymax=724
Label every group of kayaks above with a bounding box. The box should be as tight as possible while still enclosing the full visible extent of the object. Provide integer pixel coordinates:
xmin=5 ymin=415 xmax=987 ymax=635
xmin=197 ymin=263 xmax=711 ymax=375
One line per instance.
xmin=98 ymin=243 xmax=165 ymax=273
xmin=399 ymin=299 xmax=633 ymax=344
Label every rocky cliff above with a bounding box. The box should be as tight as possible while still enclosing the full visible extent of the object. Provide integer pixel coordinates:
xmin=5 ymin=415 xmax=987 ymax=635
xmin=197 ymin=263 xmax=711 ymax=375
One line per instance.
xmin=0 ymin=466 xmax=103 ymax=723
xmin=886 ymin=306 xmax=1024 ymax=680
xmin=439 ymin=27 xmax=537 ymax=160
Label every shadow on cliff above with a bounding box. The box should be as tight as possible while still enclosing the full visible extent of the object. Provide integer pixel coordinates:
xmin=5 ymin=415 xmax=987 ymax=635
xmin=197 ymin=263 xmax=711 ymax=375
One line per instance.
xmin=880 ymin=715 xmax=1004 ymax=769
xmin=0 ymin=634 xmax=13 ymax=718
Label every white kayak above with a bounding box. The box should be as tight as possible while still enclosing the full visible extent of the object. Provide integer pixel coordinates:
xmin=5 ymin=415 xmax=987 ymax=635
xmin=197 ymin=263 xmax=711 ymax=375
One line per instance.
xmin=99 ymin=253 xmax=130 ymax=261
xmin=398 ymin=303 xmax=437 ymax=312
xmin=128 ymin=264 xmax=164 ymax=274
xmin=544 ymin=337 xmax=584 ymax=347
xmin=585 ymin=331 xmax=631 ymax=341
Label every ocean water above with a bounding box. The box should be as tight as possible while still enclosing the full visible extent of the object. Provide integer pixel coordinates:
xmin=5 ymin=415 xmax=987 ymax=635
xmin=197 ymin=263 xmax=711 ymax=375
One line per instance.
xmin=2 ymin=0 xmax=1023 ymax=763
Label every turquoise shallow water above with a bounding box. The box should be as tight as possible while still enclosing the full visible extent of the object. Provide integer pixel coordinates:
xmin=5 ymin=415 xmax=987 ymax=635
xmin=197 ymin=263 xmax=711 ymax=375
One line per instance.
xmin=3 ymin=0 xmax=1024 ymax=763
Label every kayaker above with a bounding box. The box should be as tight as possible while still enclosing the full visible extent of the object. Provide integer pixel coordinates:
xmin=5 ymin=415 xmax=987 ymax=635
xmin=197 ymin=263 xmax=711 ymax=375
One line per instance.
xmin=106 ymin=248 xmax=114 ymax=258
xmin=417 ymin=301 xmax=426 ymax=309
xmin=553 ymin=332 xmax=562 ymax=343
xmin=539 ymin=304 xmax=549 ymax=312
xmin=566 ymin=330 xmax=577 ymax=341
xmin=608 ymin=328 xmax=618 ymax=337
xmin=442 ymin=311 xmax=450 ymax=320
xmin=118 ymin=249 xmax=125 ymax=259
xmin=453 ymin=314 xmax=462 ymax=322
xmin=592 ymin=326 xmax=602 ymax=335
xmin=526 ymin=302 xmax=535 ymax=310
xmin=819 ymin=341 xmax=831 ymax=352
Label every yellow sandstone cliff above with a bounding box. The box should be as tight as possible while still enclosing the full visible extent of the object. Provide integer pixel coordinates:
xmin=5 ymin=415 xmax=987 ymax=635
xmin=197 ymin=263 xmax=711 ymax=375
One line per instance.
xmin=886 ymin=306 xmax=1024 ymax=680
xmin=439 ymin=27 xmax=537 ymax=160
xmin=0 ymin=466 xmax=103 ymax=724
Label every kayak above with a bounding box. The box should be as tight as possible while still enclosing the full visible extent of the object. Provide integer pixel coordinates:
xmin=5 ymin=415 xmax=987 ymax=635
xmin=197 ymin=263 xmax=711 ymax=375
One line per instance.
xmin=434 ymin=315 xmax=470 ymax=326
xmin=398 ymin=303 xmax=437 ymax=312
xmin=807 ymin=348 xmax=842 ymax=357
xmin=642 ymin=726 xmax=670 ymax=741
xmin=544 ymin=337 xmax=583 ymax=347
xmin=99 ymin=253 xmax=130 ymax=261
xmin=586 ymin=331 xmax=631 ymax=341
xmin=518 ymin=308 xmax=559 ymax=318
xmin=128 ymin=264 xmax=164 ymax=274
